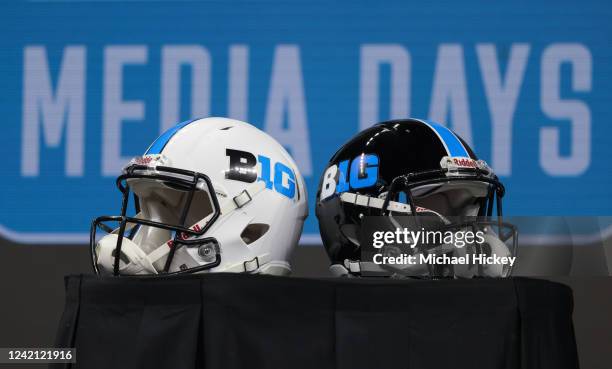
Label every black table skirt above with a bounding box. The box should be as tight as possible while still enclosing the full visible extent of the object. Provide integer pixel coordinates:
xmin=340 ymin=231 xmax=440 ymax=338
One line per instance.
xmin=52 ymin=274 xmax=579 ymax=369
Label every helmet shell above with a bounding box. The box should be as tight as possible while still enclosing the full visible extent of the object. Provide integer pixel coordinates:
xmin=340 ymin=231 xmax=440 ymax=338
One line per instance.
xmin=315 ymin=118 xmax=481 ymax=264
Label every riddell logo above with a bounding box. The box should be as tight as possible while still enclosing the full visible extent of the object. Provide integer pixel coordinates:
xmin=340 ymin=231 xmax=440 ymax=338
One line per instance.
xmin=167 ymin=224 xmax=203 ymax=248
xmin=133 ymin=156 xmax=155 ymax=165
xmin=453 ymin=158 xmax=477 ymax=168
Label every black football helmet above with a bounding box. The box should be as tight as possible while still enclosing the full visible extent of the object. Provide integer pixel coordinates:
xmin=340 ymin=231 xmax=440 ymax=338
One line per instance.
xmin=315 ymin=118 xmax=517 ymax=278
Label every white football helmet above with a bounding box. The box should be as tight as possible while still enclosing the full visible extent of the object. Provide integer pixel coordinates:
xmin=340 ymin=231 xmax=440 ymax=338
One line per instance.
xmin=91 ymin=117 xmax=308 ymax=276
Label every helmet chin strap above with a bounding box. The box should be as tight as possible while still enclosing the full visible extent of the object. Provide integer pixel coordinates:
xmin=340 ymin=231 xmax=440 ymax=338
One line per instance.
xmin=96 ymin=234 xmax=161 ymax=275
xmin=97 ymin=181 xmax=270 ymax=275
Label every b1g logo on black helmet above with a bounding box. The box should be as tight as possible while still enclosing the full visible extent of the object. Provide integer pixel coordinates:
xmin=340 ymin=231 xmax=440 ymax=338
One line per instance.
xmin=320 ymin=154 xmax=379 ymax=200
xmin=226 ymin=148 xmax=296 ymax=199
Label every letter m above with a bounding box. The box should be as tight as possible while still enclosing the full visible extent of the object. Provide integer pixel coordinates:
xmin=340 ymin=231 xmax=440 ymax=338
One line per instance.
xmin=22 ymin=46 xmax=86 ymax=177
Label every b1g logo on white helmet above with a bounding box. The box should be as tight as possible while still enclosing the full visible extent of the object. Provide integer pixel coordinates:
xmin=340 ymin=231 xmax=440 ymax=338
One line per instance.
xmin=320 ymin=154 xmax=379 ymax=200
xmin=226 ymin=149 xmax=296 ymax=199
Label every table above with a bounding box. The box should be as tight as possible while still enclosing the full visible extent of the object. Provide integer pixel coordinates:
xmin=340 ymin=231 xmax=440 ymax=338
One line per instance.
xmin=52 ymin=274 xmax=579 ymax=369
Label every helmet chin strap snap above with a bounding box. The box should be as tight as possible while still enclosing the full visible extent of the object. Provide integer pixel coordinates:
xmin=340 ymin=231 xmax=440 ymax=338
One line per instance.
xmin=220 ymin=253 xmax=272 ymax=273
xmin=220 ymin=181 xmax=267 ymax=214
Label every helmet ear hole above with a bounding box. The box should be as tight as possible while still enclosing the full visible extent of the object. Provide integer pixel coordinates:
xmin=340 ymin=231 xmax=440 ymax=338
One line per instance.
xmin=240 ymin=223 xmax=270 ymax=244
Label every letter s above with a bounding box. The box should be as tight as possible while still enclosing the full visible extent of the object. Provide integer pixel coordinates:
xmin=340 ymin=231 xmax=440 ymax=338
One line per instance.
xmin=540 ymin=43 xmax=591 ymax=176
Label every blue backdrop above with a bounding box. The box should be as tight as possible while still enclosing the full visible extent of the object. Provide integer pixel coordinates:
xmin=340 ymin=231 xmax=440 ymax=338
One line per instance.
xmin=0 ymin=0 xmax=610 ymax=244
